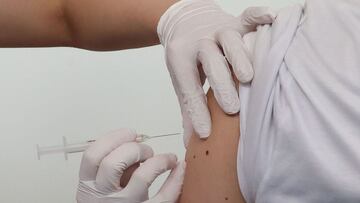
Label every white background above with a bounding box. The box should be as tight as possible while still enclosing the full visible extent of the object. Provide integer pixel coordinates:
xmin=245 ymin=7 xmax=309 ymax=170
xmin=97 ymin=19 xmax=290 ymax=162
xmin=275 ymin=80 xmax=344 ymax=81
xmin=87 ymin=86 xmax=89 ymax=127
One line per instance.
xmin=0 ymin=0 xmax=301 ymax=202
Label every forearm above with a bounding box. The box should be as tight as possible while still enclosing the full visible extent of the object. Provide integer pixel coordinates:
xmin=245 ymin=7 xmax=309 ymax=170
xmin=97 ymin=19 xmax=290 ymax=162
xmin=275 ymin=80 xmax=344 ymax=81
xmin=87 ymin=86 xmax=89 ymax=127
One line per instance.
xmin=0 ymin=0 xmax=177 ymax=50
xmin=64 ymin=0 xmax=178 ymax=50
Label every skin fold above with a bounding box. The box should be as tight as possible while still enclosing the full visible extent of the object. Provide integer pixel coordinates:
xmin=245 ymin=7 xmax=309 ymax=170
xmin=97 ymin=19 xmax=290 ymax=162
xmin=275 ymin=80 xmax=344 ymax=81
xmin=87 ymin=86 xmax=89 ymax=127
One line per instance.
xmin=178 ymin=87 xmax=245 ymax=203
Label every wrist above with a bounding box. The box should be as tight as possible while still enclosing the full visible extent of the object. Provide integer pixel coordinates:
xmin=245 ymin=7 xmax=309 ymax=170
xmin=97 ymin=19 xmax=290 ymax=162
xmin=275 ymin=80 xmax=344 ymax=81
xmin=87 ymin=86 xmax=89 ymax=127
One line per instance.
xmin=141 ymin=0 xmax=179 ymax=44
xmin=157 ymin=0 xmax=220 ymax=46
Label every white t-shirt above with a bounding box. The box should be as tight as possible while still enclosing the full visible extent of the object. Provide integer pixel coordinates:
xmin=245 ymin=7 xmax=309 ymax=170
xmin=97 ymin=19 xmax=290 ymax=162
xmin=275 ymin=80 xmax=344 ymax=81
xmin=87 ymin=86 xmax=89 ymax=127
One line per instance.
xmin=238 ymin=0 xmax=360 ymax=202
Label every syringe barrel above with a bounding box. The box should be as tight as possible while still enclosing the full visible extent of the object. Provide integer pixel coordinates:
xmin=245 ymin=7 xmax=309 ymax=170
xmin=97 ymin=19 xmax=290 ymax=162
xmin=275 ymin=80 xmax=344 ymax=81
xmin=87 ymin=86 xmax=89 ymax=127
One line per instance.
xmin=37 ymin=142 xmax=92 ymax=160
xmin=63 ymin=143 xmax=91 ymax=154
xmin=38 ymin=145 xmax=67 ymax=155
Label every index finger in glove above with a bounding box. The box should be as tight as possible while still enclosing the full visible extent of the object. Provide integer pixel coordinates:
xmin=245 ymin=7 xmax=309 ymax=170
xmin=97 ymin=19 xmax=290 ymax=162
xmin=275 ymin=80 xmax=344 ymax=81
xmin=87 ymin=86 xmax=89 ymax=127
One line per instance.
xmin=121 ymin=153 xmax=178 ymax=200
xmin=197 ymin=39 xmax=240 ymax=114
xmin=95 ymin=142 xmax=154 ymax=193
xmin=147 ymin=161 xmax=186 ymax=203
xmin=166 ymin=52 xmax=211 ymax=138
xmin=79 ymin=128 xmax=137 ymax=181
xmin=216 ymin=30 xmax=253 ymax=83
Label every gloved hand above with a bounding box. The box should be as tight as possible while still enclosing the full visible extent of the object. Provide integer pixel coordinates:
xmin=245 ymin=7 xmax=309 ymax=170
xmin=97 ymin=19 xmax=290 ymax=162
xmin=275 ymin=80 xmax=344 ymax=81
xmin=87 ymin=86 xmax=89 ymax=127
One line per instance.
xmin=158 ymin=0 xmax=276 ymax=145
xmin=76 ymin=128 xmax=186 ymax=203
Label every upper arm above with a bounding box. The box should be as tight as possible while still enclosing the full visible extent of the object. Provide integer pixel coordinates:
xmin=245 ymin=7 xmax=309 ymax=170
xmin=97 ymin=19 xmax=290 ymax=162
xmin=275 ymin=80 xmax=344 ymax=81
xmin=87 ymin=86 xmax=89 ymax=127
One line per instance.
xmin=179 ymin=88 xmax=245 ymax=203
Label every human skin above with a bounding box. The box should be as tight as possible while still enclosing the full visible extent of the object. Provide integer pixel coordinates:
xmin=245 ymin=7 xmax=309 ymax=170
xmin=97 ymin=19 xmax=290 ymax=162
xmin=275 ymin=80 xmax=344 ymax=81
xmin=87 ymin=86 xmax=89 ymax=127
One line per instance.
xmin=0 ymin=0 xmax=177 ymax=50
xmin=178 ymin=87 xmax=245 ymax=203
xmin=119 ymin=86 xmax=245 ymax=200
xmin=0 ymin=0 xmax=245 ymax=197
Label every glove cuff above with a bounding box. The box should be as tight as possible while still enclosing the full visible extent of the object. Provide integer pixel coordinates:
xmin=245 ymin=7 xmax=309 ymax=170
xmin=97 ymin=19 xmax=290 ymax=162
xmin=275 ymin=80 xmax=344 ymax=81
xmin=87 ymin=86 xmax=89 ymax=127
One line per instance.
xmin=157 ymin=0 xmax=221 ymax=46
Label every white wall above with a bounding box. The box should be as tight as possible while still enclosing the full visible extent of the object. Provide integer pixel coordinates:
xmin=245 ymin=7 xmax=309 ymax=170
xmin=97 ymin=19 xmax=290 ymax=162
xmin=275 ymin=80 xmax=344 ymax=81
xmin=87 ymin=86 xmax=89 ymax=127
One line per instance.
xmin=0 ymin=0 xmax=302 ymax=202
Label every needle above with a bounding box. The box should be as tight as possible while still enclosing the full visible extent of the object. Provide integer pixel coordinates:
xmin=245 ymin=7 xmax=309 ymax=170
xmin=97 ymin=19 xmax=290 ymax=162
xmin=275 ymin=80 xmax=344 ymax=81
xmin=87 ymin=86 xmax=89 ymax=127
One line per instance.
xmin=37 ymin=132 xmax=182 ymax=160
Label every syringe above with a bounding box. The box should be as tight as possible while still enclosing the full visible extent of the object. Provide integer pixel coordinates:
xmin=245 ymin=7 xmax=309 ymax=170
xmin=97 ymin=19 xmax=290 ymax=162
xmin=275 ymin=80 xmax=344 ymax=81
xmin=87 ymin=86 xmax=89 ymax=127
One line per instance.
xmin=36 ymin=133 xmax=181 ymax=160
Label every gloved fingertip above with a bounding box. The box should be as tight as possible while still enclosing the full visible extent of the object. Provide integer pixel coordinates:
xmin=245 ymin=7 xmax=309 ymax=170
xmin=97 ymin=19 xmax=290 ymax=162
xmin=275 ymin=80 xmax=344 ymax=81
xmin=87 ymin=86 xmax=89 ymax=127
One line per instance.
xmin=193 ymin=114 xmax=212 ymax=139
xmin=215 ymin=90 xmax=240 ymax=114
xmin=112 ymin=128 xmax=138 ymax=141
xmin=139 ymin=143 xmax=155 ymax=158
xmin=179 ymin=160 xmax=187 ymax=170
xmin=196 ymin=124 xmax=211 ymax=139
xmin=174 ymin=161 xmax=186 ymax=180
xmin=156 ymin=153 xmax=178 ymax=170
xmin=238 ymin=72 xmax=254 ymax=83
xmin=223 ymin=101 xmax=240 ymax=114
xmin=199 ymin=132 xmax=210 ymax=139
xmin=170 ymin=154 xmax=178 ymax=162
xmin=173 ymin=161 xmax=186 ymax=178
xmin=268 ymin=9 xmax=278 ymax=20
xmin=183 ymin=134 xmax=191 ymax=148
xmin=161 ymin=153 xmax=178 ymax=165
xmin=240 ymin=7 xmax=278 ymax=25
xmin=236 ymin=64 xmax=254 ymax=83
xmin=260 ymin=9 xmax=277 ymax=23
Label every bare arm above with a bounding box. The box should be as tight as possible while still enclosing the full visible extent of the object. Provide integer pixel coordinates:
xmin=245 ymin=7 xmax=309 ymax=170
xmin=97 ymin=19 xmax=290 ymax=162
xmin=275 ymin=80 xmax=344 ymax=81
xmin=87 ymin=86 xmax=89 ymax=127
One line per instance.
xmin=0 ymin=0 xmax=177 ymax=50
xmin=178 ymin=73 xmax=245 ymax=202
xmin=179 ymin=87 xmax=245 ymax=203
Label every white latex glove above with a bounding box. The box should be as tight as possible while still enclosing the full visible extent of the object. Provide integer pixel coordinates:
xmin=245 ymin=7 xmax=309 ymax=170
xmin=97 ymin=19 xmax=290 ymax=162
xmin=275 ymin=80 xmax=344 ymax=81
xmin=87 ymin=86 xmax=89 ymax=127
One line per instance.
xmin=77 ymin=128 xmax=186 ymax=203
xmin=158 ymin=0 xmax=276 ymax=145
